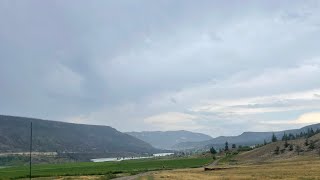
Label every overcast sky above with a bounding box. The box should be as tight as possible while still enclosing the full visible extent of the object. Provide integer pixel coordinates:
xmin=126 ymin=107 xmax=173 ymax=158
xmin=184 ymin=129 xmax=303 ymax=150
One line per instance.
xmin=1 ymin=0 xmax=320 ymax=137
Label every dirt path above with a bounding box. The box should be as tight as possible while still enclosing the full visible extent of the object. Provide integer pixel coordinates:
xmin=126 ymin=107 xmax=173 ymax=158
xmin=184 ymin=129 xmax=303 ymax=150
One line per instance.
xmin=114 ymin=159 xmax=220 ymax=180
xmin=113 ymin=172 xmax=152 ymax=180
xmin=205 ymin=158 xmax=220 ymax=167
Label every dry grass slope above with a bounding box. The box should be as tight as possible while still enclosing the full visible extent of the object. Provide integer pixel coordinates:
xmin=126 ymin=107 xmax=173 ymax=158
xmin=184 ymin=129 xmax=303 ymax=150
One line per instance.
xmin=138 ymin=133 xmax=320 ymax=180
xmin=235 ymin=133 xmax=320 ymax=163
xmin=144 ymin=157 xmax=320 ymax=180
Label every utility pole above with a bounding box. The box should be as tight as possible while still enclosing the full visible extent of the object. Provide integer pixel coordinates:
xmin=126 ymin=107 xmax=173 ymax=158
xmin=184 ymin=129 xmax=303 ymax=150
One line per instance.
xmin=29 ymin=122 xmax=32 ymax=179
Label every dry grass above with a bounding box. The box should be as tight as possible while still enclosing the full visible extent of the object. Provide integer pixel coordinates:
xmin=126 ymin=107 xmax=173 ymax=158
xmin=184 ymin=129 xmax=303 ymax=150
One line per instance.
xmin=235 ymin=133 xmax=320 ymax=164
xmin=144 ymin=157 xmax=320 ymax=180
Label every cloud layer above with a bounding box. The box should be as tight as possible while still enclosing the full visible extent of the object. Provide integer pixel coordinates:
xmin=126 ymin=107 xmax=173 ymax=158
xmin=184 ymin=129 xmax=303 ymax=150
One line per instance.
xmin=1 ymin=1 xmax=320 ymax=137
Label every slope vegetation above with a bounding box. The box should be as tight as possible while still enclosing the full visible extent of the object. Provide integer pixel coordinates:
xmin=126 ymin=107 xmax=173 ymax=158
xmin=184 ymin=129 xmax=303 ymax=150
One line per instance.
xmin=236 ymin=133 xmax=320 ymax=163
xmin=0 ymin=115 xmax=157 ymax=156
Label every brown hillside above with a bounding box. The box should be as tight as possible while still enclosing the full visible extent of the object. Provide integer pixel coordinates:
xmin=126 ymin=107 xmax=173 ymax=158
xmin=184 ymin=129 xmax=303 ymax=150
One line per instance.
xmin=236 ymin=133 xmax=320 ymax=164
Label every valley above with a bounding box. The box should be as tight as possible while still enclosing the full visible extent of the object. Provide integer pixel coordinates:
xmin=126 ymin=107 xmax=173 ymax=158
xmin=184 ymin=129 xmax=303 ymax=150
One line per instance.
xmin=1 ymin=115 xmax=320 ymax=179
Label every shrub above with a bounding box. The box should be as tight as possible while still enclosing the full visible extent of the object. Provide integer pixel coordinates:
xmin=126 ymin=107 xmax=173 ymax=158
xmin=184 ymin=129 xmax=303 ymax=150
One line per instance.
xmin=274 ymin=146 xmax=280 ymax=155
xmin=289 ymin=144 xmax=293 ymax=151
xmin=309 ymin=140 xmax=315 ymax=150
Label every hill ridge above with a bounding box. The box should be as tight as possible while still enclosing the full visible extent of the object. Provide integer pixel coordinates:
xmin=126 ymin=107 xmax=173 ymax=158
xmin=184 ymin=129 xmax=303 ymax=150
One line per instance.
xmin=173 ymin=123 xmax=320 ymax=150
xmin=0 ymin=115 xmax=158 ymax=157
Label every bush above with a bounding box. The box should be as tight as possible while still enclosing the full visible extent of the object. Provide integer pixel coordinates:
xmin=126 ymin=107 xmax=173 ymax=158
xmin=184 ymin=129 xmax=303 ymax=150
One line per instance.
xmin=289 ymin=144 xmax=293 ymax=151
xmin=274 ymin=146 xmax=280 ymax=155
xmin=305 ymin=138 xmax=309 ymax=146
xmin=238 ymin=146 xmax=252 ymax=152
xmin=296 ymin=145 xmax=301 ymax=155
xmin=309 ymin=140 xmax=315 ymax=150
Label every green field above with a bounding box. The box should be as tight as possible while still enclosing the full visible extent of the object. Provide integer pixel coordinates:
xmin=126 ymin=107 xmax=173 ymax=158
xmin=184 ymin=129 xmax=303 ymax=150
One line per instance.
xmin=0 ymin=157 xmax=212 ymax=179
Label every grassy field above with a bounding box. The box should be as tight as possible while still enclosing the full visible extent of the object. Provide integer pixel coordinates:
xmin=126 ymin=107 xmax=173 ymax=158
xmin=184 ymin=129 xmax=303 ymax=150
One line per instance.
xmin=0 ymin=157 xmax=212 ymax=179
xmin=143 ymin=157 xmax=320 ymax=180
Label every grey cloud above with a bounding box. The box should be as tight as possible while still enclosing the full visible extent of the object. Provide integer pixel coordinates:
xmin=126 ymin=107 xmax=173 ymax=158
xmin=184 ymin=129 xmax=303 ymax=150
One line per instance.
xmin=1 ymin=1 xmax=320 ymax=135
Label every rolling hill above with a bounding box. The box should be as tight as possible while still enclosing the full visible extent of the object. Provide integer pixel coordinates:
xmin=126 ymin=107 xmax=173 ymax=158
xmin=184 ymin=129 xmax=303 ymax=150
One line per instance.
xmin=173 ymin=123 xmax=320 ymax=150
xmin=0 ymin=115 xmax=158 ymax=157
xmin=126 ymin=130 xmax=212 ymax=150
xmin=235 ymin=132 xmax=320 ymax=163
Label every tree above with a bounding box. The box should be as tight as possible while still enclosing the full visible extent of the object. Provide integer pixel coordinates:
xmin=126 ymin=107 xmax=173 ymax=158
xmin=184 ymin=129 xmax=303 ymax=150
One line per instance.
xmin=305 ymin=138 xmax=309 ymax=146
xmin=284 ymin=138 xmax=289 ymax=148
xmin=310 ymin=128 xmax=315 ymax=135
xmin=225 ymin=141 xmax=229 ymax=151
xmin=272 ymin=133 xmax=278 ymax=142
xmin=288 ymin=133 xmax=295 ymax=140
xmin=300 ymin=132 xmax=304 ymax=138
xmin=210 ymin=147 xmax=217 ymax=155
xmin=282 ymin=133 xmax=288 ymax=141
xmin=232 ymin=144 xmax=236 ymax=149
xmin=309 ymin=140 xmax=315 ymax=150
xmin=264 ymin=139 xmax=267 ymax=145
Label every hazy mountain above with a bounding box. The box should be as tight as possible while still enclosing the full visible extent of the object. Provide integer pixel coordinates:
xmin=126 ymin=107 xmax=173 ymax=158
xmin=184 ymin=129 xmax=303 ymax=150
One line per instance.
xmin=126 ymin=130 xmax=212 ymax=149
xmin=0 ymin=115 xmax=157 ymax=157
xmin=173 ymin=123 xmax=320 ymax=150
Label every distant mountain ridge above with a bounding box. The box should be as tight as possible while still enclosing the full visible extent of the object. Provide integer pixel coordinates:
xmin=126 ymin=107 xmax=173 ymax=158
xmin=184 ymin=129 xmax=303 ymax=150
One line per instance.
xmin=173 ymin=123 xmax=320 ymax=150
xmin=126 ymin=130 xmax=212 ymax=150
xmin=0 ymin=115 xmax=158 ymax=157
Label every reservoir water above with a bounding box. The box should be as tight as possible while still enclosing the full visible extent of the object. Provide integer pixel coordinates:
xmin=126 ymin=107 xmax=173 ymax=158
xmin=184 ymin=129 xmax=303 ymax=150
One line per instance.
xmin=91 ymin=152 xmax=174 ymax=162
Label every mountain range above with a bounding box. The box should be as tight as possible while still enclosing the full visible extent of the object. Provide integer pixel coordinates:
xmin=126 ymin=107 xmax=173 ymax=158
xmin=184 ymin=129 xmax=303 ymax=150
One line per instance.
xmin=173 ymin=123 xmax=320 ymax=150
xmin=126 ymin=130 xmax=212 ymax=149
xmin=1 ymin=114 xmax=320 ymax=155
xmin=0 ymin=115 xmax=157 ymax=157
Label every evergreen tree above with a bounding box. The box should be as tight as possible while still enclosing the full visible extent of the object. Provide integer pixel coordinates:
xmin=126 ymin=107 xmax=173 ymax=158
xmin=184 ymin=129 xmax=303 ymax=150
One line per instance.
xmin=225 ymin=141 xmax=229 ymax=151
xmin=272 ymin=133 xmax=277 ymax=142
xmin=282 ymin=133 xmax=287 ymax=141
xmin=310 ymin=128 xmax=315 ymax=135
xmin=305 ymin=138 xmax=309 ymax=146
xmin=284 ymin=138 xmax=289 ymax=148
xmin=210 ymin=147 xmax=217 ymax=155
xmin=232 ymin=144 xmax=236 ymax=149
xmin=300 ymin=132 xmax=303 ymax=138
xmin=309 ymin=140 xmax=315 ymax=150
xmin=288 ymin=133 xmax=295 ymax=140
xmin=264 ymin=139 xmax=267 ymax=145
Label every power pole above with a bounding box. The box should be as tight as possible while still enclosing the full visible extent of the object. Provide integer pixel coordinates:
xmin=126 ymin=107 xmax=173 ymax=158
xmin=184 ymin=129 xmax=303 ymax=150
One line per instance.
xmin=29 ymin=122 xmax=32 ymax=179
